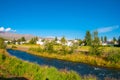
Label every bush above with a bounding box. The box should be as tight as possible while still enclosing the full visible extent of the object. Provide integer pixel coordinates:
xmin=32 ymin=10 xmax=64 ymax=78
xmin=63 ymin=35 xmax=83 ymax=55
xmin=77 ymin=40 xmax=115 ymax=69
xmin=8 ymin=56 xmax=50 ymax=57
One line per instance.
xmin=44 ymin=42 xmax=54 ymax=53
xmin=89 ymin=45 xmax=102 ymax=56
xmin=107 ymin=49 xmax=120 ymax=63
xmin=58 ymin=45 xmax=70 ymax=55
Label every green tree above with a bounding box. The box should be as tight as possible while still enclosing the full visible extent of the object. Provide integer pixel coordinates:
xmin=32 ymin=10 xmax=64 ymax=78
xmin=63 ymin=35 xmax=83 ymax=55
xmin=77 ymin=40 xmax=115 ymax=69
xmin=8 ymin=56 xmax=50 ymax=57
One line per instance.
xmin=93 ymin=31 xmax=100 ymax=45
xmin=101 ymin=36 xmax=103 ymax=42
xmin=85 ymin=31 xmax=92 ymax=46
xmin=113 ymin=37 xmax=117 ymax=43
xmin=0 ymin=37 xmax=6 ymax=49
xmin=78 ymin=39 xmax=83 ymax=46
xmin=89 ymin=31 xmax=101 ymax=56
xmin=104 ymin=36 xmax=107 ymax=42
xmin=53 ymin=37 xmax=58 ymax=45
xmin=17 ymin=39 xmax=21 ymax=44
xmin=61 ymin=36 xmax=66 ymax=44
xmin=55 ymin=37 xmax=58 ymax=41
xmin=21 ymin=37 xmax=26 ymax=41
xmin=29 ymin=38 xmax=35 ymax=44
xmin=29 ymin=37 xmax=38 ymax=44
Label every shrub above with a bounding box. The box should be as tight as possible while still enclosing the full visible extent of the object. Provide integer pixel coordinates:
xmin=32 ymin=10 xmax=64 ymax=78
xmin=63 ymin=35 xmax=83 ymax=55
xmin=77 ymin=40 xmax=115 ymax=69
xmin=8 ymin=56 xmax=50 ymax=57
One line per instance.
xmin=89 ymin=31 xmax=102 ymax=56
xmin=59 ymin=45 xmax=70 ymax=55
xmin=89 ymin=45 xmax=102 ymax=56
xmin=44 ymin=42 xmax=54 ymax=53
xmin=107 ymin=49 xmax=120 ymax=63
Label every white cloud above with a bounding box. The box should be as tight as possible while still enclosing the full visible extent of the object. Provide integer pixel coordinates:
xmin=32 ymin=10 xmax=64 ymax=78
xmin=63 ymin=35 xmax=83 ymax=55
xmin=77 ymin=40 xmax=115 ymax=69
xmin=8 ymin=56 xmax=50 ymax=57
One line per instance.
xmin=0 ymin=27 xmax=16 ymax=32
xmin=5 ymin=28 xmax=11 ymax=32
xmin=0 ymin=27 xmax=5 ymax=31
xmin=97 ymin=25 xmax=119 ymax=33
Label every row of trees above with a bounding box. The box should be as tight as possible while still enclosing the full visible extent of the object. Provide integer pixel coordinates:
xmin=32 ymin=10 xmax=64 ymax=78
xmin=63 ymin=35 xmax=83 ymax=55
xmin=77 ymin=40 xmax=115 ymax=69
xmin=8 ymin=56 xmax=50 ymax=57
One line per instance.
xmin=101 ymin=36 xmax=118 ymax=43
xmin=85 ymin=30 xmax=120 ymax=46
xmin=29 ymin=36 xmax=68 ymax=45
xmin=84 ymin=30 xmax=100 ymax=46
xmin=84 ymin=31 xmax=101 ymax=55
xmin=101 ymin=36 xmax=107 ymax=43
xmin=7 ymin=36 xmax=67 ymax=45
xmin=84 ymin=30 xmax=120 ymax=56
xmin=29 ymin=37 xmax=38 ymax=44
xmin=12 ymin=37 xmax=26 ymax=44
xmin=11 ymin=36 xmax=38 ymax=44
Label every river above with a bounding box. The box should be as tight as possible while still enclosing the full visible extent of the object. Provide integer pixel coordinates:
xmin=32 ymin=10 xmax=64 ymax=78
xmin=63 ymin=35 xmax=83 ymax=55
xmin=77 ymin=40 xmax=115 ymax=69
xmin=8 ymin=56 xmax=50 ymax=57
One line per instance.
xmin=7 ymin=49 xmax=120 ymax=80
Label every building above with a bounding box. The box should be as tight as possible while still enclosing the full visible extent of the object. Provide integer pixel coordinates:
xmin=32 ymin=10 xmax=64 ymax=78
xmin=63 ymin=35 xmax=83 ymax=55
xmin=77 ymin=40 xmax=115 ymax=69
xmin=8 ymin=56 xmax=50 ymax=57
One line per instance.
xmin=36 ymin=38 xmax=44 ymax=45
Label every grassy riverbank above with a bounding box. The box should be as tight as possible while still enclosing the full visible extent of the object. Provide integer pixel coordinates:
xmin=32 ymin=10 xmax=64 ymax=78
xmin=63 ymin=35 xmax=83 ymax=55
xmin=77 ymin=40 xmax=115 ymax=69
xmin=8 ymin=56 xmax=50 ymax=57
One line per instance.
xmin=10 ymin=45 xmax=120 ymax=69
xmin=0 ymin=49 xmax=97 ymax=80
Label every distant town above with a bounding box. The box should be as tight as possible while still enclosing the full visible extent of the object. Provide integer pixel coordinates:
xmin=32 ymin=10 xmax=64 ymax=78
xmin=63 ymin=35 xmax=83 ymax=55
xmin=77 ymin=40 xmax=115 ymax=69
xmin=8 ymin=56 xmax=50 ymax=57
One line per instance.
xmin=3 ymin=31 xmax=120 ymax=47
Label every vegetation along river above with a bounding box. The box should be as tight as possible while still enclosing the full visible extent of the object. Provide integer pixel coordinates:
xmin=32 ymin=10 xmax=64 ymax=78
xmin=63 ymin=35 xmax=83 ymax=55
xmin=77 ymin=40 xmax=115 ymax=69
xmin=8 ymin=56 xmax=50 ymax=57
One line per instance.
xmin=7 ymin=49 xmax=120 ymax=80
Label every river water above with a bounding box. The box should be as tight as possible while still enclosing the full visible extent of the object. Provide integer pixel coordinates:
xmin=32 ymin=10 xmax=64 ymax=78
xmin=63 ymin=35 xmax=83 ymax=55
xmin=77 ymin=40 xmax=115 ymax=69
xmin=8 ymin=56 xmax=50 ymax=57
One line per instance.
xmin=7 ymin=49 xmax=120 ymax=80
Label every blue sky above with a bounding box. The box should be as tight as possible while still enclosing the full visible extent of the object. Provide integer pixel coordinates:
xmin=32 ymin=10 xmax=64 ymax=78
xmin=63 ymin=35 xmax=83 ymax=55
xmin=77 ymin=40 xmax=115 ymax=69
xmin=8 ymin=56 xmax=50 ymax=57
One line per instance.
xmin=0 ymin=0 xmax=120 ymax=40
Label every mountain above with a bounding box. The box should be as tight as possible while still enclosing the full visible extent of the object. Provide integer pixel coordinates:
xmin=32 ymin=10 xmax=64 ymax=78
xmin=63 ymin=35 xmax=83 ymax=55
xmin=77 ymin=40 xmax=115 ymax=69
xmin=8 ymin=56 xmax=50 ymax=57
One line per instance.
xmin=0 ymin=32 xmax=35 ymax=40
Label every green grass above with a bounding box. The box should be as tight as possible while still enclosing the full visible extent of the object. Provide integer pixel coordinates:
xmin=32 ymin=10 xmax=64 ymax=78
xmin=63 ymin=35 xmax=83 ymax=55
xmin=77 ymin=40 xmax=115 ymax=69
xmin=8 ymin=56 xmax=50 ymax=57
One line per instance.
xmin=0 ymin=49 xmax=96 ymax=80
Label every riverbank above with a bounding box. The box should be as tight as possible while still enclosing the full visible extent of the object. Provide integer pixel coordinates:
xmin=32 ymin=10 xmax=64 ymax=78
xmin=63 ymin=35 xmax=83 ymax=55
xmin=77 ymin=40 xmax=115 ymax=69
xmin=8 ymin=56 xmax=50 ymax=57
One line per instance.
xmin=10 ymin=45 xmax=120 ymax=70
xmin=0 ymin=49 xmax=97 ymax=80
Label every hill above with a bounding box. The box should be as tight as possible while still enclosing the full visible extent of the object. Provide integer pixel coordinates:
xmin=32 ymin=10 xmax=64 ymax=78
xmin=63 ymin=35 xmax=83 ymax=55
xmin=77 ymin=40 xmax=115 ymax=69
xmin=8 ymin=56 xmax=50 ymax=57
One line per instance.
xmin=0 ymin=32 xmax=35 ymax=40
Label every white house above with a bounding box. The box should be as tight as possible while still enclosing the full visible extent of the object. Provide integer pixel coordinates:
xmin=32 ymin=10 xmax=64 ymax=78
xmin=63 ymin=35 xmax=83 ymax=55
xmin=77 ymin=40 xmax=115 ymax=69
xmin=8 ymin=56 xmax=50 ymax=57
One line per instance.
xmin=20 ymin=42 xmax=25 ymax=44
xmin=56 ymin=40 xmax=61 ymax=44
xmin=65 ymin=41 xmax=73 ymax=46
xmin=36 ymin=39 xmax=44 ymax=45
xmin=4 ymin=40 xmax=9 ymax=44
xmin=114 ymin=41 xmax=118 ymax=45
xmin=73 ymin=40 xmax=78 ymax=43
xmin=4 ymin=40 xmax=12 ymax=44
xmin=26 ymin=40 xmax=30 ymax=43
xmin=102 ymin=42 xmax=107 ymax=46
